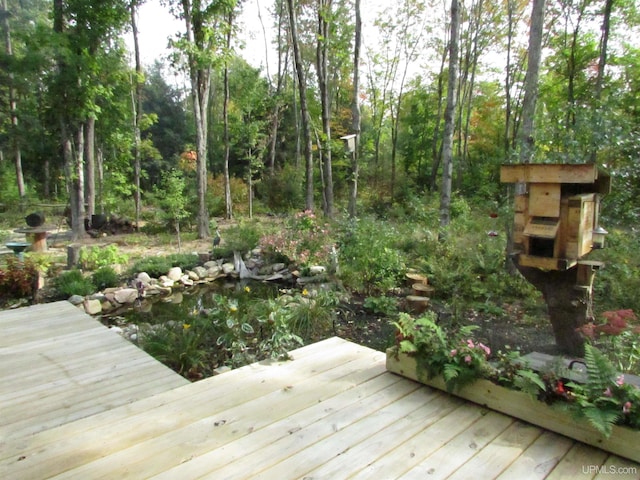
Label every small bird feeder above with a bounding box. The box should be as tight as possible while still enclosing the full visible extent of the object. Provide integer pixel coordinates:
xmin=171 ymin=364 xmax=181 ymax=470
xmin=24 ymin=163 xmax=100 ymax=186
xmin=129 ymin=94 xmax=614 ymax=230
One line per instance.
xmin=340 ymin=134 xmax=357 ymax=153
xmin=500 ymin=163 xmax=610 ymax=271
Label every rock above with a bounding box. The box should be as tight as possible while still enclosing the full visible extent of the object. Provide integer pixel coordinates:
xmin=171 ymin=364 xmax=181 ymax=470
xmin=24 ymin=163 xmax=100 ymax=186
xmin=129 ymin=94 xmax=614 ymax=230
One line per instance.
xmin=187 ymin=270 xmax=200 ymax=281
xmin=180 ymin=275 xmax=194 ymax=286
xmin=114 ymin=288 xmax=139 ymax=304
xmin=222 ymin=262 xmax=235 ymax=275
xmin=309 ymin=265 xmax=326 ymax=275
xmin=83 ymin=298 xmax=102 ymax=315
xmin=167 ymin=267 xmax=183 ymax=281
xmin=101 ymin=301 xmax=113 ymax=312
xmin=207 ymin=266 xmax=222 ymax=277
xmin=137 ymin=272 xmax=152 ymax=284
xmin=203 ymin=260 xmax=219 ymax=269
xmin=158 ymin=275 xmax=174 ymax=288
xmin=68 ymin=295 xmax=84 ymax=305
xmin=193 ymin=266 xmax=208 ymax=279
xmin=272 ymin=263 xmax=287 ymax=273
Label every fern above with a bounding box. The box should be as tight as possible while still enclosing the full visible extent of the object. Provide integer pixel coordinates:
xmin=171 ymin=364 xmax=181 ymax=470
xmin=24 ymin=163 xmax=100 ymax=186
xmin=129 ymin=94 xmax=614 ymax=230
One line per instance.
xmin=581 ymin=406 xmax=620 ymax=437
xmin=514 ymin=369 xmax=546 ymax=396
xmin=583 ymin=344 xmax=618 ymax=398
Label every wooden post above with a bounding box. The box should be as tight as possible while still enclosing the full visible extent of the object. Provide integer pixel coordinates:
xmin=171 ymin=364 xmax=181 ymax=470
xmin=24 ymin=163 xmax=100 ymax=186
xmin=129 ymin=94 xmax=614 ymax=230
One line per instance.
xmin=67 ymin=244 xmax=82 ymax=269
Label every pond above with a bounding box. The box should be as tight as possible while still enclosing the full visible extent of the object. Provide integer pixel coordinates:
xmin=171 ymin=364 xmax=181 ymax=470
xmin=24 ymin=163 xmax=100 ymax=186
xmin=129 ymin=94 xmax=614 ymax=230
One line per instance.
xmin=102 ymin=279 xmax=396 ymax=380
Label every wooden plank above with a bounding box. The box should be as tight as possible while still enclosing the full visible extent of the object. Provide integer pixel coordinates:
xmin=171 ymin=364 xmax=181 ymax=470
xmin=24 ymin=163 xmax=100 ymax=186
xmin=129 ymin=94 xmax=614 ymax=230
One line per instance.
xmin=1 ymin=339 xmax=383 ymax=478
xmin=494 ymin=430 xmax=575 ymax=479
xmin=594 ymin=456 xmax=640 ymax=479
xmin=38 ymin=351 xmax=391 ymax=480
xmin=396 ymin=410 xmax=514 ymax=480
xmin=500 ymin=164 xmax=599 ymax=184
xmin=545 ymin=443 xmax=609 ymax=480
xmin=444 ymin=421 xmax=542 ymax=479
xmin=529 ymin=183 xmax=561 ymax=217
xmin=152 ymin=372 xmax=406 ymax=480
xmin=352 ymin=405 xmax=484 ymax=480
xmin=523 ymin=218 xmax=559 ymax=239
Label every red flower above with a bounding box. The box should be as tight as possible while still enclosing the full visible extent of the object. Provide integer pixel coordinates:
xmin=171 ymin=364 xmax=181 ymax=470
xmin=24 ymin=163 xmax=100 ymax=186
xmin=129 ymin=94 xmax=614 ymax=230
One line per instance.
xmin=555 ymin=380 xmax=566 ymax=395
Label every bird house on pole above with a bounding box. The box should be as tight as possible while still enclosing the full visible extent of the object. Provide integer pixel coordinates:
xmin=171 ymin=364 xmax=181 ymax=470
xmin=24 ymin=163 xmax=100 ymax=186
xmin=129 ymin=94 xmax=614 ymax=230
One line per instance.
xmin=340 ymin=134 xmax=357 ymax=153
xmin=500 ymin=163 xmax=610 ymax=272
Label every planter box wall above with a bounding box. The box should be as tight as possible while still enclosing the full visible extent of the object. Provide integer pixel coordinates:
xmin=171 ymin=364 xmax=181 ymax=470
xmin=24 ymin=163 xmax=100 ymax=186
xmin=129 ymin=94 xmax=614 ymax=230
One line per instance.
xmin=386 ymin=348 xmax=640 ymax=463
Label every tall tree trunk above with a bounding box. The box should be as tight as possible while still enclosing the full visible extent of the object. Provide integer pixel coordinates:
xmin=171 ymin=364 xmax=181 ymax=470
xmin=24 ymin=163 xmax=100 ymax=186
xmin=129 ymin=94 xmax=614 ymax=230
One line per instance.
xmin=2 ymin=0 xmax=25 ymax=199
xmin=223 ymin=10 xmax=233 ymax=220
xmin=429 ymin=30 xmax=449 ymax=191
xmin=517 ymin=0 xmax=545 ymax=165
xmin=348 ymin=0 xmax=361 ymax=218
xmin=287 ymin=0 xmax=314 ymax=211
xmin=84 ymin=116 xmax=95 ymax=220
xmin=182 ymin=2 xmax=211 ymax=239
xmin=130 ymin=1 xmax=142 ymax=228
xmin=439 ymin=0 xmax=459 ymax=231
xmin=316 ymin=0 xmax=333 ymax=217
xmin=590 ymin=0 xmax=613 ymax=163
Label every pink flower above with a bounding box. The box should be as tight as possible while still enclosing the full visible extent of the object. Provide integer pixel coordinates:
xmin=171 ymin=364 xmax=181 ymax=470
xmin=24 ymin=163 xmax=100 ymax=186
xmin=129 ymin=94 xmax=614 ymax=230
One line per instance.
xmin=450 ymin=349 xmax=458 ymax=357
xmin=623 ymin=402 xmax=632 ymax=414
xmin=466 ymin=339 xmax=475 ymax=349
xmin=616 ymin=375 xmax=625 ymax=386
xmin=478 ymin=342 xmax=491 ymax=356
xmin=464 ymin=355 xmax=472 ymax=364
xmin=603 ymin=387 xmax=612 ymax=397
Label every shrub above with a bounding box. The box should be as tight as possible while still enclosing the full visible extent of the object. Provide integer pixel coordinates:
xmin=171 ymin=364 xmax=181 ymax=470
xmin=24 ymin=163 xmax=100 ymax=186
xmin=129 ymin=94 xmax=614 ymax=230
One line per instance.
xmin=54 ymin=270 xmax=95 ymax=298
xmin=80 ymin=244 xmax=129 ymax=270
xmin=0 ymin=257 xmax=39 ymax=302
xmin=166 ymin=253 xmax=200 ymax=271
xmin=91 ymin=266 xmax=120 ymax=290
xmin=129 ymin=256 xmax=173 ymax=277
xmin=222 ymin=221 xmax=264 ymax=254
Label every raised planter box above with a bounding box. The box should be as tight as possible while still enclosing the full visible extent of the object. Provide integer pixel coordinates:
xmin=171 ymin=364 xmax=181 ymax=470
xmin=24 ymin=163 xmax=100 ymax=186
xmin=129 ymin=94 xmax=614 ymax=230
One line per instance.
xmin=386 ymin=348 xmax=640 ymax=463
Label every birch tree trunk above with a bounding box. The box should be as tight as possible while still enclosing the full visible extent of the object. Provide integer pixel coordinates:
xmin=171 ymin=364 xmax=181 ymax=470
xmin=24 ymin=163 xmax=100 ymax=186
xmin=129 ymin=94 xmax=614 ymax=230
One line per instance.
xmin=348 ymin=0 xmax=361 ymax=218
xmin=439 ymin=0 xmax=459 ymax=231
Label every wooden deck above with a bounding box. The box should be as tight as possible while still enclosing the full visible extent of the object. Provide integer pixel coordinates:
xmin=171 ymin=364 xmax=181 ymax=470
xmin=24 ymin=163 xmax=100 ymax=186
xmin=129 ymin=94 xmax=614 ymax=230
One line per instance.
xmin=1 ymin=302 xmax=639 ymax=479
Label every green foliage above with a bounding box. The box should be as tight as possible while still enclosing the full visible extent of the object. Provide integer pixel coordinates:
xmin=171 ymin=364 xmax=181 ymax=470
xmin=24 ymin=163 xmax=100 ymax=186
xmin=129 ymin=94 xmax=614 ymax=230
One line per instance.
xmin=129 ymin=253 xmax=200 ymax=277
xmin=222 ymin=221 xmax=264 ymax=254
xmin=337 ymin=217 xmax=406 ymax=294
xmin=54 ymin=270 xmax=95 ymax=298
xmin=141 ymin=322 xmax=207 ymax=376
xmin=363 ymin=295 xmax=399 ymax=316
xmin=283 ymin=289 xmax=339 ymax=340
xmin=392 ymin=312 xmax=492 ymax=392
xmin=91 ymin=266 xmax=120 ymax=290
xmin=0 ymin=257 xmax=39 ymax=303
xmin=258 ymin=165 xmax=305 ymax=212
xmin=80 ymin=245 xmax=129 ymax=270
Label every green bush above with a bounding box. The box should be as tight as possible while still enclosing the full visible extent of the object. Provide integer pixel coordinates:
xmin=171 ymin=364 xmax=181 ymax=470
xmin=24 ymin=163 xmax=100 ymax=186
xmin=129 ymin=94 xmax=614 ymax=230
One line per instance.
xmin=166 ymin=253 xmax=200 ymax=270
xmin=222 ymin=221 xmax=264 ymax=254
xmin=129 ymin=256 xmax=172 ymax=277
xmin=91 ymin=266 xmax=120 ymax=290
xmin=337 ymin=217 xmax=407 ymax=294
xmin=54 ymin=270 xmax=95 ymax=298
xmin=80 ymin=245 xmax=129 ymax=270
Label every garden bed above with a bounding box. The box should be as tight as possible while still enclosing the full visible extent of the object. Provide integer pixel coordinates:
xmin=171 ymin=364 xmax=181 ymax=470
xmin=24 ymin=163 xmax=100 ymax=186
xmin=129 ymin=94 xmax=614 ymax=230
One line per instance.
xmin=386 ymin=348 xmax=640 ymax=463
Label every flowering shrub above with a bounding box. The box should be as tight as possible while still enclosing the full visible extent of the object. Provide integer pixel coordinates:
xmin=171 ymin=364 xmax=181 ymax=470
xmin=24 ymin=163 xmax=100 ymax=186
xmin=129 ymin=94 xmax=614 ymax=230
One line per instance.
xmin=577 ymin=309 xmax=640 ymax=373
xmin=260 ymin=210 xmax=335 ymax=268
xmin=0 ymin=256 xmax=39 ymax=303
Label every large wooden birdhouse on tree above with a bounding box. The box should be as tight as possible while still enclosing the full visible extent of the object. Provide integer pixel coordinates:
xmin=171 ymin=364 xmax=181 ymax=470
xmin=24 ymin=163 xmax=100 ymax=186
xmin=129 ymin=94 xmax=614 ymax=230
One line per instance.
xmin=500 ymin=163 xmax=611 ymax=356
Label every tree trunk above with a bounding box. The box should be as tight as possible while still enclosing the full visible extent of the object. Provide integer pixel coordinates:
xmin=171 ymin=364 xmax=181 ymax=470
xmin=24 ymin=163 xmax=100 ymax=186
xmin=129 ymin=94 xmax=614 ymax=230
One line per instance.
xmin=429 ymin=30 xmax=448 ymax=192
xmin=130 ymin=1 xmax=142 ymax=228
xmin=439 ymin=0 xmax=459 ymax=231
xmin=316 ymin=0 xmax=333 ymax=217
xmin=84 ymin=116 xmax=95 ymax=219
xmin=223 ymin=10 xmax=233 ymax=220
xmin=2 ymin=0 xmax=25 ymax=199
xmin=287 ymin=0 xmax=314 ymax=211
xmin=516 ymin=266 xmax=590 ymax=356
xmin=348 ymin=0 xmax=361 ymax=218
xmin=517 ymin=0 xmax=545 ymax=165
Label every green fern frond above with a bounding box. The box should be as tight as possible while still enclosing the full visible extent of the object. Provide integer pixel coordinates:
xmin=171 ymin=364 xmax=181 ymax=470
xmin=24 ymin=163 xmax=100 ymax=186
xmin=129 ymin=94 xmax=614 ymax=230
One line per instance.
xmin=584 ymin=344 xmax=618 ymax=397
xmin=582 ymin=406 xmax=620 ymax=438
xmin=514 ymin=369 xmax=546 ymax=395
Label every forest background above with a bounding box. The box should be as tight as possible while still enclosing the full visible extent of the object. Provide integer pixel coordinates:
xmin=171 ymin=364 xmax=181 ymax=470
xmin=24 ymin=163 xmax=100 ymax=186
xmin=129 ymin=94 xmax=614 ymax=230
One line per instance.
xmin=1 ymin=0 xmax=639 ymax=318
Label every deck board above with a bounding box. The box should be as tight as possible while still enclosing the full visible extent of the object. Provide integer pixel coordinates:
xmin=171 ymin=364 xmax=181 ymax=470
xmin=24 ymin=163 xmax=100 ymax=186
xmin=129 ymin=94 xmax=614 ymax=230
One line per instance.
xmin=1 ymin=301 xmax=639 ymax=479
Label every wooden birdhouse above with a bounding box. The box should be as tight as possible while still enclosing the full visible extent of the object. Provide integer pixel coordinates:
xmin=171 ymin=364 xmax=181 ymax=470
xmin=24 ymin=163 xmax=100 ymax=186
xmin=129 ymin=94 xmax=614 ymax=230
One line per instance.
xmin=500 ymin=163 xmax=610 ymax=271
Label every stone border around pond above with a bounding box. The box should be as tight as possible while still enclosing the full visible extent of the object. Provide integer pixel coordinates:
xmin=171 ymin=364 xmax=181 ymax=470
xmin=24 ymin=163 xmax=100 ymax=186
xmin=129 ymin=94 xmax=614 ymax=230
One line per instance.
xmin=67 ymin=250 xmax=330 ymax=316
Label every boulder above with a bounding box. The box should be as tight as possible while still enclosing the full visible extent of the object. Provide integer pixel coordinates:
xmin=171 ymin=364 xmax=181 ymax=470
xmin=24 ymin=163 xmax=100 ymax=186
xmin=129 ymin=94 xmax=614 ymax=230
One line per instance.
xmin=180 ymin=275 xmax=194 ymax=287
xmin=158 ymin=275 xmax=175 ymax=288
xmin=193 ymin=266 xmax=208 ymax=278
xmin=167 ymin=267 xmax=183 ymax=281
xmin=203 ymin=260 xmax=220 ymax=269
xmin=309 ymin=265 xmax=326 ymax=275
xmin=114 ymin=288 xmax=139 ymax=304
xmin=137 ymin=272 xmax=152 ymax=284
xmin=222 ymin=262 xmax=235 ymax=275
xmin=68 ymin=295 xmax=84 ymax=305
xmin=83 ymin=298 xmax=102 ymax=315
